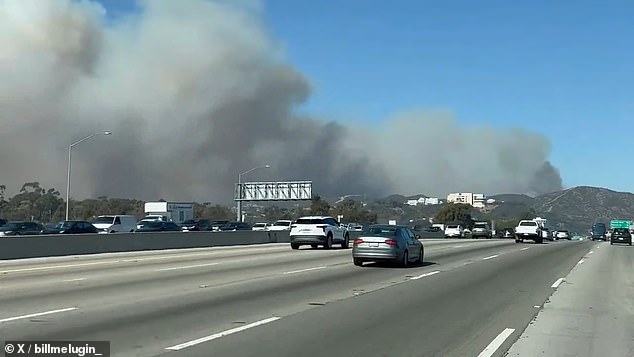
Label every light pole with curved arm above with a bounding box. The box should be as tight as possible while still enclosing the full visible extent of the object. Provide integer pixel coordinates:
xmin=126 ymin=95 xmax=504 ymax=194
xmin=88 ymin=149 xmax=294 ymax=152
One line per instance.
xmin=65 ymin=131 xmax=112 ymax=220
xmin=237 ymin=164 xmax=270 ymax=222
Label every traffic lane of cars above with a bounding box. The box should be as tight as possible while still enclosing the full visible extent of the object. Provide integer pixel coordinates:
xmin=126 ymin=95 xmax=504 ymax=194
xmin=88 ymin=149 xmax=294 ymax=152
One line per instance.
xmin=156 ymin=240 xmax=594 ymax=357
xmin=506 ymin=241 xmax=634 ymax=357
xmin=1 ymin=240 xmax=547 ymax=356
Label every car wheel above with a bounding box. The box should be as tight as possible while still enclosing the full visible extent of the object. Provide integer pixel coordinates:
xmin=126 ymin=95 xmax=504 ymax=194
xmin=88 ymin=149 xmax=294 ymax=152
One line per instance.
xmin=291 ymin=243 xmax=299 ymax=250
xmin=610 ymin=241 xmax=613 ymax=245
xmin=342 ymin=235 xmax=350 ymax=249
xmin=324 ymin=234 xmax=333 ymax=249
xmin=353 ymin=258 xmax=363 ymax=266
xmin=401 ymin=250 xmax=409 ymax=267
xmin=311 ymin=244 xmax=318 ymax=249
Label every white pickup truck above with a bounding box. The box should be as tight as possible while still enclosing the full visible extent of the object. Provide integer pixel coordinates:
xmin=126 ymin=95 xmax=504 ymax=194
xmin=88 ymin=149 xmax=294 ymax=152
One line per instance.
xmin=514 ymin=220 xmax=543 ymax=244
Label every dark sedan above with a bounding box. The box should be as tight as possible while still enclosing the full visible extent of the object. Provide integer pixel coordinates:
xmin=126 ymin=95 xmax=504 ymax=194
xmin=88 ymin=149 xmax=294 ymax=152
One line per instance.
xmin=0 ymin=221 xmax=45 ymax=236
xmin=218 ymin=222 xmax=251 ymax=231
xmin=136 ymin=221 xmax=182 ymax=232
xmin=181 ymin=219 xmax=213 ymax=231
xmin=43 ymin=221 xmax=99 ymax=234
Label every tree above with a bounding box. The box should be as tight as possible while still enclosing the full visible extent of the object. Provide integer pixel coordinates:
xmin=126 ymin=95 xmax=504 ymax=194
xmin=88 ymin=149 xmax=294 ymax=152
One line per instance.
xmin=434 ymin=203 xmax=474 ymax=227
xmin=310 ymin=195 xmax=331 ymax=216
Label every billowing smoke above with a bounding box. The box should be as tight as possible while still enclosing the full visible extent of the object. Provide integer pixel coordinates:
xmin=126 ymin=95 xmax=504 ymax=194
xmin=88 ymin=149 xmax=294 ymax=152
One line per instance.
xmin=0 ymin=0 xmax=562 ymax=203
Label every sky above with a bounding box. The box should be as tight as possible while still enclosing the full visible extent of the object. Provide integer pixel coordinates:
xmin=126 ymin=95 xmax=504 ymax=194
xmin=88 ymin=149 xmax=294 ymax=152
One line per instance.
xmin=3 ymin=0 xmax=629 ymax=200
xmin=259 ymin=0 xmax=634 ymax=192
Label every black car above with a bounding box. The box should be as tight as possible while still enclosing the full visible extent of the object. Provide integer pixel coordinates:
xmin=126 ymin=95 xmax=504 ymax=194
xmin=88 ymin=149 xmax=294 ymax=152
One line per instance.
xmin=0 ymin=221 xmax=45 ymax=236
xmin=43 ymin=221 xmax=99 ymax=234
xmin=209 ymin=220 xmax=230 ymax=231
xmin=0 ymin=218 xmax=7 ymax=227
xmin=136 ymin=221 xmax=182 ymax=232
xmin=218 ymin=222 xmax=251 ymax=231
xmin=610 ymin=228 xmax=632 ymax=246
xmin=181 ymin=219 xmax=213 ymax=231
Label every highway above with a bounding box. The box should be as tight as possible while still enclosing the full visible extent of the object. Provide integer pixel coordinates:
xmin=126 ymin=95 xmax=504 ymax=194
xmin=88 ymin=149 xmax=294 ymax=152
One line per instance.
xmin=0 ymin=238 xmax=617 ymax=357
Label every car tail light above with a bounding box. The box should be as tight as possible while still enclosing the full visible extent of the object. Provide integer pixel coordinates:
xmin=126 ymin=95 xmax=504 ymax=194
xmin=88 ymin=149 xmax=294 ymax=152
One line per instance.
xmin=354 ymin=238 xmax=364 ymax=245
xmin=317 ymin=225 xmax=327 ymax=232
xmin=384 ymin=239 xmax=397 ymax=247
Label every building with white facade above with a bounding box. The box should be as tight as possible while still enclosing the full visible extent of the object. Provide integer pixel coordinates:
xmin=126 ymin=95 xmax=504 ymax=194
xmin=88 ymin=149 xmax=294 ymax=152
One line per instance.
xmin=405 ymin=197 xmax=441 ymax=206
xmin=447 ymin=192 xmax=487 ymax=208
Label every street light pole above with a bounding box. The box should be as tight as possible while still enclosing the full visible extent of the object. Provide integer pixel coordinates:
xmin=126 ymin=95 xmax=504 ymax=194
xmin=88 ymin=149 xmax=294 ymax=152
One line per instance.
xmin=237 ymin=164 xmax=270 ymax=222
xmin=65 ymin=131 xmax=112 ymax=221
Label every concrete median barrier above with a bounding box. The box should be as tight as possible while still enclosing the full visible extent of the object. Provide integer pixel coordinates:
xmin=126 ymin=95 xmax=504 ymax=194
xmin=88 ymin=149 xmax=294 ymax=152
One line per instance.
xmin=0 ymin=231 xmax=291 ymax=260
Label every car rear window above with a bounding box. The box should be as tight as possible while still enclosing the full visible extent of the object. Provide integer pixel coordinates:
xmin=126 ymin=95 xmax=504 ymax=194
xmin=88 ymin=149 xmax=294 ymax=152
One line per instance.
xmin=613 ymin=228 xmax=629 ymax=234
xmin=520 ymin=221 xmax=537 ymax=226
xmin=296 ymin=218 xmax=325 ymax=224
xmin=363 ymin=226 xmax=398 ymax=237
xmin=446 ymin=225 xmax=459 ymax=229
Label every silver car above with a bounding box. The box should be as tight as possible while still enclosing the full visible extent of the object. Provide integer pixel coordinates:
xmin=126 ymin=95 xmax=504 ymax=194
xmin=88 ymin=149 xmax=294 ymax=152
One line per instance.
xmin=352 ymin=225 xmax=424 ymax=267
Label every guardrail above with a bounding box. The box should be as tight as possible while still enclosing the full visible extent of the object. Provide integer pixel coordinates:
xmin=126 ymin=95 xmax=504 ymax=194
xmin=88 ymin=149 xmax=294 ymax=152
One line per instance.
xmin=0 ymin=231 xmax=291 ymax=260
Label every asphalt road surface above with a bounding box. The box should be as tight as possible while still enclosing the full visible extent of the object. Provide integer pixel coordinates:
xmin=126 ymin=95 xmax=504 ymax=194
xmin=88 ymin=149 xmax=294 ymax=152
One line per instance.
xmin=1 ymin=238 xmax=617 ymax=357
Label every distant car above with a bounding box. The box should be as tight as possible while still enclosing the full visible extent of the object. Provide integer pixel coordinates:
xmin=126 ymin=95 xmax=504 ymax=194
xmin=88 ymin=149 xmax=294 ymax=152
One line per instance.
xmin=218 ymin=222 xmax=251 ymax=231
xmin=209 ymin=220 xmax=229 ymax=231
xmin=444 ymin=225 xmax=464 ymax=238
xmin=181 ymin=218 xmax=213 ymax=231
xmin=92 ymin=215 xmax=137 ymax=233
xmin=503 ymin=228 xmax=515 ymax=238
xmin=43 ymin=221 xmax=99 ymax=234
xmin=555 ymin=230 xmax=570 ymax=240
xmin=268 ymin=220 xmax=293 ymax=231
xmin=252 ymin=222 xmax=270 ymax=231
xmin=289 ymin=216 xmax=349 ymax=250
xmin=471 ymin=222 xmax=492 ymax=239
xmin=135 ymin=221 xmax=182 ymax=232
xmin=0 ymin=221 xmax=45 ymax=236
xmin=0 ymin=218 xmax=7 ymax=227
xmin=347 ymin=223 xmax=364 ymax=232
xmin=610 ymin=228 xmax=632 ymax=246
xmin=352 ymin=224 xmax=424 ymax=267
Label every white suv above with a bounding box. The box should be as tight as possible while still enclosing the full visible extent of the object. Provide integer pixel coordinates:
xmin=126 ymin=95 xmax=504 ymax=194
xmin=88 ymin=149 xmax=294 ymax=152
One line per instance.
xmin=289 ymin=216 xmax=349 ymax=250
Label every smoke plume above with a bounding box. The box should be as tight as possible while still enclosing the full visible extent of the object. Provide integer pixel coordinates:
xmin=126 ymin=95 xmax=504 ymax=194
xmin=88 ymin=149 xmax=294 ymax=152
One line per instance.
xmin=0 ymin=0 xmax=562 ymax=203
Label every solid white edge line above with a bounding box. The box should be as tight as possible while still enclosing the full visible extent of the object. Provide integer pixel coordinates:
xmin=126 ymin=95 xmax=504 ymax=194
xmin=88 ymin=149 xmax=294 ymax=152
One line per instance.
xmin=551 ymin=277 xmax=564 ymax=288
xmin=156 ymin=263 xmax=220 ymax=271
xmin=588 ymin=250 xmax=594 ymax=255
xmin=577 ymin=259 xmax=585 ymax=265
xmin=283 ymin=266 xmax=326 ymax=275
xmin=165 ymin=316 xmax=281 ymax=350
xmin=482 ymin=254 xmax=499 ymax=260
xmin=0 ymin=307 xmax=78 ymax=323
xmin=477 ymin=328 xmax=515 ymax=357
xmin=520 ymin=247 xmax=529 ymax=251
xmin=410 ymin=270 xmax=440 ymax=280
xmin=63 ymin=278 xmax=86 ymax=282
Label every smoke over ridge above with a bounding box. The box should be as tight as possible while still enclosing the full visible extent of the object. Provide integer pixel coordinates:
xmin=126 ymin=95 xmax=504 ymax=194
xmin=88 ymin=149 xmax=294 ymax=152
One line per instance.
xmin=0 ymin=0 xmax=562 ymax=202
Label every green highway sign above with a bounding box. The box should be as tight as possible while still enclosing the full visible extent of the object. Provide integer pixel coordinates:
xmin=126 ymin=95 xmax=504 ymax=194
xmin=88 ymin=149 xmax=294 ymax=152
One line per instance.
xmin=610 ymin=220 xmax=631 ymax=229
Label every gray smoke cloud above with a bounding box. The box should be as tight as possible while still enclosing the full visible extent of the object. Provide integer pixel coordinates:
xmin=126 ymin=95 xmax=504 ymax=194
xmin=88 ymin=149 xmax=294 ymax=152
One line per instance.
xmin=0 ymin=0 xmax=562 ymax=203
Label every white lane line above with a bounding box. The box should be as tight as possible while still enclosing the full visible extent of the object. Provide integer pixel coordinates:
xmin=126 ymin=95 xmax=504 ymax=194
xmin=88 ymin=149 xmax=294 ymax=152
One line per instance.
xmin=165 ymin=316 xmax=281 ymax=350
xmin=551 ymin=277 xmax=565 ymax=288
xmin=1 ymin=261 xmax=117 ymax=274
xmin=577 ymin=259 xmax=585 ymax=265
xmin=410 ymin=270 xmax=440 ymax=280
xmin=156 ymin=263 xmax=220 ymax=272
xmin=283 ymin=266 xmax=326 ymax=275
xmin=533 ymin=305 xmax=541 ymax=308
xmin=482 ymin=254 xmax=499 ymax=260
xmin=589 ymin=250 xmax=594 ymax=255
xmin=477 ymin=328 xmax=515 ymax=357
xmin=520 ymin=247 xmax=529 ymax=251
xmin=454 ymin=245 xmax=464 ymax=248
xmin=63 ymin=278 xmax=85 ymax=282
xmin=0 ymin=307 xmax=77 ymax=323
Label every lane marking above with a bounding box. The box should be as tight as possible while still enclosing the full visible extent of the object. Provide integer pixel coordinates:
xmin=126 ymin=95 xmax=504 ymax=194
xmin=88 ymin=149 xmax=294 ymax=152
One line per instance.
xmin=454 ymin=245 xmax=464 ymax=248
xmin=477 ymin=328 xmax=515 ymax=357
xmin=0 ymin=307 xmax=78 ymax=323
xmin=283 ymin=266 xmax=326 ymax=275
xmin=156 ymin=263 xmax=220 ymax=272
xmin=520 ymin=247 xmax=529 ymax=251
xmin=165 ymin=316 xmax=281 ymax=350
xmin=577 ymin=259 xmax=585 ymax=265
xmin=482 ymin=254 xmax=499 ymax=260
xmin=551 ymin=278 xmax=564 ymax=288
xmin=533 ymin=305 xmax=541 ymax=308
xmin=63 ymin=278 xmax=85 ymax=282
xmin=410 ymin=270 xmax=440 ymax=280
xmin=589 ymin=250 xmax=594 ymax=255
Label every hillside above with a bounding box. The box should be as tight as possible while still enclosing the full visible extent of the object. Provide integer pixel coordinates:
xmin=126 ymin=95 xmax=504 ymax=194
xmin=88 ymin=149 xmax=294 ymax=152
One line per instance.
xmin=532 ymin=186 xmax=634 ymax=232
